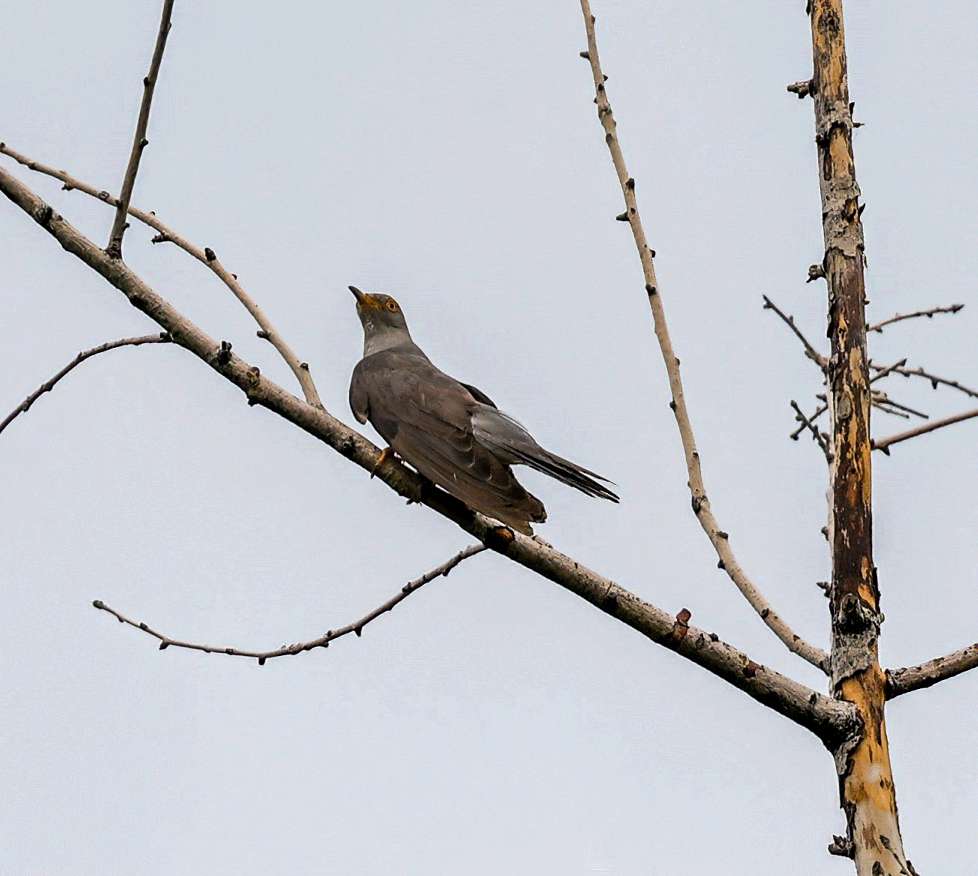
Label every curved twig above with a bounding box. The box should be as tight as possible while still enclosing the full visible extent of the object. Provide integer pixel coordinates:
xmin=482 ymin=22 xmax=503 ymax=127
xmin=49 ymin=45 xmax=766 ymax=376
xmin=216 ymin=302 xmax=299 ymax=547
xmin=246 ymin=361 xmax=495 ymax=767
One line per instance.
xmin=93 ymin=544 xmax=488 ymax=664
xmin=578 ymin=3 xmax=828 ymax=672
xmin=0 ymin=334 xmax=171 ymax=437
xmin=867 ymin=304 xmax=964 ymax=334
xmin=106 ymin=0 xmax=174 ymax=259
xmin=0 ymin=142 xmax=323 ymax=409
xmin=873 ymin=407 xmax=978 ymax=454
xmin=886 ymin=642 xmax=978 ymax=698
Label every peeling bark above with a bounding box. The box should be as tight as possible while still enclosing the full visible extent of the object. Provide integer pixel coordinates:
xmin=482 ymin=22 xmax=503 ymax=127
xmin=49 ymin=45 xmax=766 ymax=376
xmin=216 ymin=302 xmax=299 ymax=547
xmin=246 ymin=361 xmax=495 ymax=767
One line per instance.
xmin=807 ymin=2 xmax=914 ymax=873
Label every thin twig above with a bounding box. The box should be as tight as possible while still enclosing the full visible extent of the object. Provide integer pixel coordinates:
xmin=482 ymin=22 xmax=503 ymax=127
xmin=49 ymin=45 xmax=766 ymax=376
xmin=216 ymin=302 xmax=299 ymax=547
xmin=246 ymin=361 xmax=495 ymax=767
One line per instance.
xmin=869 ymin=358 xmax=908 ymax=384
xmin=106 ymin=0 xmax=175 ymax=259
xmin=0 ymin=334 xmax=171 ymax=436
xmin=578 ymin=4 xmax=828 ymax=672
xmin=0 ymin=142 xmax=323 ymax=408
xmin=873 ymin=407 xmax=978 ymax=454
xmin=93 ymin=544 xmax=488 ymax=664
xmin=867 ymin=304 xmax=964 ymax=334
xmin=886 ymin=642 xmax=978 ymax=698
xmin=872 ymin=361 xmax=978 ymax=401
xmin=871 ymin=393 xmax=927 ymax=420
xmin=762 ymin=295 xmax=828 ymax=370
xmin=790 ymin=400 xmax=832 ymax=461
xmin=790 ymin=402 xmax=828 ymax=440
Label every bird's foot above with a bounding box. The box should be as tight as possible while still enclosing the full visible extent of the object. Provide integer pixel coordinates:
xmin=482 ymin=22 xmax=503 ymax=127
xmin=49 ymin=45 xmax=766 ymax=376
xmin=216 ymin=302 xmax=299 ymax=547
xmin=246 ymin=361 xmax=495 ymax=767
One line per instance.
xmin=371 ymin=446 xmax=395 ymax=479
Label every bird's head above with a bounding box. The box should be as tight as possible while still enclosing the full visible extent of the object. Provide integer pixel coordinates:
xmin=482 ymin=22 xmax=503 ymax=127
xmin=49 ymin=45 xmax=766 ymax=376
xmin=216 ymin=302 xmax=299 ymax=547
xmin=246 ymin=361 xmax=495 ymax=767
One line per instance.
xmin=349 ymin=286 xmax=411 ymax=336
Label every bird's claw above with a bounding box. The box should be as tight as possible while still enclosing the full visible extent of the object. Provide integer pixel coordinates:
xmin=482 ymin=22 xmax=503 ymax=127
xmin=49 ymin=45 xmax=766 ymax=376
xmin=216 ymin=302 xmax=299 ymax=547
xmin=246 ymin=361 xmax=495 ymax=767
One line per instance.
xmin=371 ymin=446 xmax=394 ymax=478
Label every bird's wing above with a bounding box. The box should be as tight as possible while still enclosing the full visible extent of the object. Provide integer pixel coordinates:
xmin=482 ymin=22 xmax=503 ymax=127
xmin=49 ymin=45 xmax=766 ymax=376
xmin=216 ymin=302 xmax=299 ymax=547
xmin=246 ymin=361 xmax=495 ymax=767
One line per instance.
xmin=471 ymin=405 xmax=619 ymax=503
xmin=354 ymin=351 xmax=545 ymax=533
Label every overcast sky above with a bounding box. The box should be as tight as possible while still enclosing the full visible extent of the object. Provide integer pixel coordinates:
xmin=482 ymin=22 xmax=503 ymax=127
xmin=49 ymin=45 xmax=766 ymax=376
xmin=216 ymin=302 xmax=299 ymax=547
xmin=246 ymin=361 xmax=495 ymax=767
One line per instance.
xmin=2 ymin=2 xmax=976 ymax=873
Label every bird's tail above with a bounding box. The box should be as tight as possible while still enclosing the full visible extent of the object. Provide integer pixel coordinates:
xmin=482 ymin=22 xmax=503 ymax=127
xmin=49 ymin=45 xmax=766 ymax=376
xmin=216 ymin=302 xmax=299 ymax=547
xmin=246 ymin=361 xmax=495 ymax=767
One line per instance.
xmin=507 ymin=446 xmax=619 ymax=503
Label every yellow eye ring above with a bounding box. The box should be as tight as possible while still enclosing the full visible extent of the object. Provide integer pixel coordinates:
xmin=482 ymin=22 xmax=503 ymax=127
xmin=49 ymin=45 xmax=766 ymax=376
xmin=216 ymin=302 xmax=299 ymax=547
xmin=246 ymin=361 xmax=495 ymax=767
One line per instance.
xmin=385 ymin=300 xmax=398 ymax=312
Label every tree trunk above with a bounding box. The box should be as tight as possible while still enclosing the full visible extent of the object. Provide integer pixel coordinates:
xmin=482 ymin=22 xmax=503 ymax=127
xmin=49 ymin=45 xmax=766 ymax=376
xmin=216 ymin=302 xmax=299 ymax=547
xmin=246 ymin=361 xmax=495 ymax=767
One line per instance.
xmin=809 ymin=2 xmax=914 ymax=873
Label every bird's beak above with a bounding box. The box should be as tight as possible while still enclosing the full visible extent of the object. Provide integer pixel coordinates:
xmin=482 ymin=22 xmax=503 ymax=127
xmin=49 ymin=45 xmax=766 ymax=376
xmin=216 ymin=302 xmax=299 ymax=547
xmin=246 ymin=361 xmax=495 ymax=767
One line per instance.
xmin=349 ymin=285 xmax=366 ymax=305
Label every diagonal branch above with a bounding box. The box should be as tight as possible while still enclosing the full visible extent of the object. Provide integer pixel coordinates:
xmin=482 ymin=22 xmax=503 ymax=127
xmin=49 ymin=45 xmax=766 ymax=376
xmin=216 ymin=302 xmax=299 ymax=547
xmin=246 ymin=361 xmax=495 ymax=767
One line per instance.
xmin=578 ymin=2 xmax=828 ymax=672
xmin=0 ymin=165 xmax=855 ymax=743
xmin=762 ymin=295 xmax=829 ymax=369
xmin=867 ymin=303 xmax=964 ymax=334
xmin=886 ymin=642 xmax=978 ymax=699
xmin=873 ymin=361 xmax=978 ymax=401
xmin=873 ymin=407 xmax=978 ymax=454
xmin=93 ymin=544 xmax=488 ymax=664
xmin=106 ymin=0 xmax=174 ymax=259
xmin=0 ymin=333 xmax=172 ymax=437
xmin=0 ymin=142 xmax=324 ymax=409
xmin=790 ymin=400 xmax=832 ymax=461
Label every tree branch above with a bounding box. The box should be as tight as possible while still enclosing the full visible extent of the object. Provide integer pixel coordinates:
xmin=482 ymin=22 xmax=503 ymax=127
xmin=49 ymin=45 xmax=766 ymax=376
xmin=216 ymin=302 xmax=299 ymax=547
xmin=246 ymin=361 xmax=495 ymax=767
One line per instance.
xmin=886 ymin=643 xmax=978 ymax=699
xmin=578 ymin=2 xmax=828 ymax=672
xmin=0 ymin=333 xmax=172 ymax=437
xmin=93 ymin=544 xmax=488 ymax=664
xmin=872 ymin=407 xmax=978 ymax=454
xmin=872 ymin=361 xmax=978 ymax=401
xmin=106 ymin=0 xmax=174 ymax=259
xmin=867 ymin=303 xmax=964 ymax=334
xmin=0 ymin=165 xmax=854 ymax=743
xmin=763 ymin=295 xmax=829 ymax=369
xmin=790 ymin=400 xmax=832 ymax=461
xmin=0 ymin=142 xmax=324 ymax=408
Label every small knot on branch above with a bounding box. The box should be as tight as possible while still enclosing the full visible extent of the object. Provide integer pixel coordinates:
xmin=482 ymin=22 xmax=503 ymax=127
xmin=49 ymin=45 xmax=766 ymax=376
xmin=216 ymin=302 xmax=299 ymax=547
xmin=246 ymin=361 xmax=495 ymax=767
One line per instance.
xmin=787 ymin=79 xmax=814 ymax=98
xmin=204 ymin=246 xmax=217 ymax=261
xmin=216 ymin=340 xmax=232 ymax=366
xmin=828 ymin=836 xmax=854 ymax=858
xmin=806 ymin=264 xmax=826 ymax=283
xmin=670 ymin=608 xmax=691 ymax=642
xmin=579 ymin=50 xmax=590 ymax=59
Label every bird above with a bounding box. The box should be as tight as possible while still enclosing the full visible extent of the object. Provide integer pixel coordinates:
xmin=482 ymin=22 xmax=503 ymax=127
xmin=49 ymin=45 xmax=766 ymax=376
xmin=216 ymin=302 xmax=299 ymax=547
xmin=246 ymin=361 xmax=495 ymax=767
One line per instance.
xmin=347 ymin=286 xmax=618 ymax=534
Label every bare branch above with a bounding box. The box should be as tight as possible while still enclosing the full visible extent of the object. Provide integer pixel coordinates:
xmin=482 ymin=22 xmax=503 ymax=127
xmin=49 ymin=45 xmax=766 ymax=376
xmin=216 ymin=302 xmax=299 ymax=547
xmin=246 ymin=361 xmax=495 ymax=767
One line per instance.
xmin=790 ymin=401 xmax=828 ymax=440
xmin=789 ymin=400 xmax=832 ymax=461
xmin=93 ymin=544 xmax=488 ymax=664
xmin=0 ymin=334 xmax=171 ymax=437
xmin=886 ymin=643 xmax=978 ymax=699
xmin=872 ymin=361 xmax=978 ymax=401
xmin=0 ymin=142 xmax=324 ymax=408
xmin=0 ymin=165 xmax=855 ymax=741
xmin=867 ymin=303 xmax=964 ymax=334
xmin=870 ymin=393 xmax=927 ymax=421
xmin=578 ymin=4 xmax=828 ymax=672
xmin=873 ymin=407 xmax=978 ymax=454
xmin=106 ymin=0 xmax=174 ymax=259
xmin=762 ymin=295 xmax=829 ymax=370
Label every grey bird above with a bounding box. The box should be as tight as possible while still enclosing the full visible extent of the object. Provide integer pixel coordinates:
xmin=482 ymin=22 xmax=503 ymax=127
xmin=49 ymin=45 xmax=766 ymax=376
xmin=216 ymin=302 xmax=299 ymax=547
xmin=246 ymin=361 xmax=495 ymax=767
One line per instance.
xmin=348 ymin=286 xmax=618 ymax=534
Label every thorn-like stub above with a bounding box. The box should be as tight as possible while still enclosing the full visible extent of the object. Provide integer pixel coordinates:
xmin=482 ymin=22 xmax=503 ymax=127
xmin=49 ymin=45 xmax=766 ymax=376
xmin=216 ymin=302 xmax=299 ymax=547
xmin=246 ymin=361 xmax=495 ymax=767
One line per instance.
xmin=671 ymin=608 xmax=692 ymax=642
xmin=204 ymin=246 xmax=216 ymax=261
xmin=158 ymin=641 xmax=169 ymax=650
xmin=615 ymin=211 xmax=628 ymax=222
xmin=787 ymin=79 xmax=814 ymax=99
xmin=256 ymin=330 xmax=270 ymax=340
xmin=807 ymin=263 xmax=826 ymax=283
xmin=625 ymin=177 xmax=635 ymax=190
xmin=579 ymin=50 xmax=590 ymax=59
xmin=645 ymin=284 xmax=657 ymax=296
xmin=216 ymin=340 xmax=232 ymax=366
xmin=92 ymin=599 xmax=104 ymax=609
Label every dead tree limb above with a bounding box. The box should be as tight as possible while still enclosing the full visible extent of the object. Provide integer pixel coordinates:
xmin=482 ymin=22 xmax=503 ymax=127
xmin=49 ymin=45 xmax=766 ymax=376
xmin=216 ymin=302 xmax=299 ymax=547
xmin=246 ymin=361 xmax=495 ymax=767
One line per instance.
xmin=867 ymin=303 xmax=964 ymax=334
xmin=0 ymin=165 xmax=855 ymax=744
xmin=0 ymin=142 xmax=324 ymax=409
xmin=106 ymin=0 xmax=174 ymax=259
xmin=886 ymin=643 xmax=978 ymax=698
xmin=578 ymin=1 xmax=828 ymax=673
xmin=763 ymin=295 xmax=829 ymax=369
xmin=805 ymin=1 xmax=912 ymax=871
xmin=0 ymin=334 xmax=172 ymax=437
xmin=93 ymin=544 xmax=488 ymax=664
xmin=875 ymin=361 xmax=978 ymax=401
xmin=873 ymin=407 xmax=978 ymax=454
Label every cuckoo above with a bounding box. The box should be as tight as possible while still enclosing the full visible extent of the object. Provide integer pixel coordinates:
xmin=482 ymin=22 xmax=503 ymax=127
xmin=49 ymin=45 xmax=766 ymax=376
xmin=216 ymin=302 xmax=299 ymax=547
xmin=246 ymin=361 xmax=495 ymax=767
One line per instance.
xmin=348 ymin=287 xmax=618 ymax=534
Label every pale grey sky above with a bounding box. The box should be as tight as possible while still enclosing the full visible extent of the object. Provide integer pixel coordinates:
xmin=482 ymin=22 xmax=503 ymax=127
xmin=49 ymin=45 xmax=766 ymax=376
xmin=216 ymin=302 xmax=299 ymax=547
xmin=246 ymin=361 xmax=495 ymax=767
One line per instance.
xmin=2 ymin=2 xmax=975 ymax=873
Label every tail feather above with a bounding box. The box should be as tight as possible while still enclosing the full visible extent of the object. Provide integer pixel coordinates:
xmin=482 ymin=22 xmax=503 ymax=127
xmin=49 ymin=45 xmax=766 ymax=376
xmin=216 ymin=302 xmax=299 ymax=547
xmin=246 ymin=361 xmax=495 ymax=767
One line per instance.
xmin=508 ymin=446 xmax=620 ymax=503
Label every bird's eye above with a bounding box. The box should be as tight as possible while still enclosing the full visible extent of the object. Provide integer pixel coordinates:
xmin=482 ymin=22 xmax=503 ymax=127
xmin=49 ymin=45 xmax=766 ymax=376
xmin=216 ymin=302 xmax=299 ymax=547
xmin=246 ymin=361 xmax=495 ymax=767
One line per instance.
xmin=385 ymin=300 xmax=398 ymax=312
